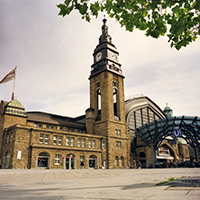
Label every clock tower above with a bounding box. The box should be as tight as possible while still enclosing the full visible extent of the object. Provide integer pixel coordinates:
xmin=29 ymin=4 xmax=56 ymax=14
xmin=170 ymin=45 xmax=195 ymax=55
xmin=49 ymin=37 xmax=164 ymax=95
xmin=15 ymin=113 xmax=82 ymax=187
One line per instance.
xmin=87 ymin=19 xmax=130 ymax=169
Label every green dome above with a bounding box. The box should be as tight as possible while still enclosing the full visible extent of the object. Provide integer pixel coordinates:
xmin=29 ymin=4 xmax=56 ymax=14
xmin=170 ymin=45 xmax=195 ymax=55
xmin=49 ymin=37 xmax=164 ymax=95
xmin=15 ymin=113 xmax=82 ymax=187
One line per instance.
xmin=4 ymin=99 xmax=27 ymax=117
xmin=163 ymin=103 xmax=173 ymax=118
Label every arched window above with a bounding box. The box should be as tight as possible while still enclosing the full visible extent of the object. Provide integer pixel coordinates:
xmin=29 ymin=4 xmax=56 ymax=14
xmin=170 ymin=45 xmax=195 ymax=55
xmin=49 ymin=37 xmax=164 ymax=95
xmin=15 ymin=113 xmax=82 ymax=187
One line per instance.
xmin=115 ymin=156 xmax=119 ymax=166
xmin=6 ymin=134 xmax=9 ymax=144
xmin=96 ymin=88 xmax=101 ymax=121
xmin=120 ymin=157 xmax=124 ymax=166
xmin=10 ymin=133 xmax=13 ymax=143
xmin=113 ymin=88 xmax=117 ymax=117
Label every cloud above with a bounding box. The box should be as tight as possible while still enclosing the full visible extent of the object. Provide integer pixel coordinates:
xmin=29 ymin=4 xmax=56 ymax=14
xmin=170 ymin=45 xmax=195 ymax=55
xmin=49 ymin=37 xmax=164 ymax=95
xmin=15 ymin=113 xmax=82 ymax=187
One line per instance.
xmin=0 ymin=0 xmax=199 ymax=118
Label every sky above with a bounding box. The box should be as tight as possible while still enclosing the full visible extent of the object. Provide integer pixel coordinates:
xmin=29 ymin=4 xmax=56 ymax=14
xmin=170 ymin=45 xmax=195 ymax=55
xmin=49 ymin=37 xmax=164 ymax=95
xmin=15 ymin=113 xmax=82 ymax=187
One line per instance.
xmin=0 ymin=0 xmax=200 ymax=118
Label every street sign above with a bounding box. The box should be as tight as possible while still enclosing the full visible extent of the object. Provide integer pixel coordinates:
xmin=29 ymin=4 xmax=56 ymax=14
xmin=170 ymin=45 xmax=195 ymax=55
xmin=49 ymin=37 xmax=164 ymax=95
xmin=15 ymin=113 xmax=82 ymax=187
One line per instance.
xmin=173 ymin=130 xmax=181 ymax=137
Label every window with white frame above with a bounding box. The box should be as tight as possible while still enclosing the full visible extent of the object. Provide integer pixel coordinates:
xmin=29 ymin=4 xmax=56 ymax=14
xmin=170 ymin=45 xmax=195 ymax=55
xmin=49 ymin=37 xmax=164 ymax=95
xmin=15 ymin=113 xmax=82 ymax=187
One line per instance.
xmin=39 ymin=134 xmax=44 ymax=143
xmin=78 ymin=138 xmax=81 ymax=147
xmin=58 ymin=136 xmax=62 ymax=145
xmin=82 ymin=139 xmax=85 ymax=147
xmin=55 ymin=154 xmax=61 ymax=165
xmin=70 ymin=138 xmax=74 ymax=146
xmin=102 ymin=141 xmax=106 ymax=149
xmin=44 ymin=135 xmax=49 ymax=144
xmin=89 ymin=140 xmax=92 ymax=148
xmin=115 ymin=129 xmax=118 ymax=136
xmin=92 ymin=140 xmax=96 ymax=148
xmin=66 ymin=137 xmax=70 ymax=146
xmin=53 ymin=135 xmax=57 ymax=145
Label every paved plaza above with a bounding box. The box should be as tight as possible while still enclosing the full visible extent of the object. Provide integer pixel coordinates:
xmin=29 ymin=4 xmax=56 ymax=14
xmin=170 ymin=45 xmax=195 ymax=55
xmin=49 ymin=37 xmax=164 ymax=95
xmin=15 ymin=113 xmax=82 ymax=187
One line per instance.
xmin=0 ymin=168 xmax=199 ymax=200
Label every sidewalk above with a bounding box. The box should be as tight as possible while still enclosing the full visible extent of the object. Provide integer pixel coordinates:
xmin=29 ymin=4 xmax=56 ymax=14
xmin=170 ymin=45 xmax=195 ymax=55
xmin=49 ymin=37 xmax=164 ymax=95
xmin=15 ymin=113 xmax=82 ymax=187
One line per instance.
xmin=0 ymin=168 xmax=199 ymax=200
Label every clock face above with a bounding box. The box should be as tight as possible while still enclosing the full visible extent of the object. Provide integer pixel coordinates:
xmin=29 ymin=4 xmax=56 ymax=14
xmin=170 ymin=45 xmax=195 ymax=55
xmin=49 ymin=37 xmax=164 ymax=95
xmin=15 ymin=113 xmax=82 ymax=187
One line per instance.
xmin=109 ymin=51 xmax=117 ymax=61
xmin=95 ymin=52 xmax=102 ymax=62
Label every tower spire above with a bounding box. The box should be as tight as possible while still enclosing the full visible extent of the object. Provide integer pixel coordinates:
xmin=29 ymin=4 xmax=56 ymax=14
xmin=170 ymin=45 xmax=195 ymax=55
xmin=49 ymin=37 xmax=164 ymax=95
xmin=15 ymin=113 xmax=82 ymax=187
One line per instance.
xmin=99 ymin=18 xmax=112 ymax=44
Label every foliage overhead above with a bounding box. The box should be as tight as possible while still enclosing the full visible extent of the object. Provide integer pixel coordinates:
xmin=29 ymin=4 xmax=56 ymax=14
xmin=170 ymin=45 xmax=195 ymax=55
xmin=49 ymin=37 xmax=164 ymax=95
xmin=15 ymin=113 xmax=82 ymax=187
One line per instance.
xmin=57 ymin=0 xmax=200 ymax=50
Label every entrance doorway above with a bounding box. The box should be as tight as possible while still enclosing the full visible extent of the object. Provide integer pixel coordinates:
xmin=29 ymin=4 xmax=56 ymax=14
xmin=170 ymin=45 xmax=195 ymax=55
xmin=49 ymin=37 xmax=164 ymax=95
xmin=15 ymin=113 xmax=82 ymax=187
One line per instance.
xmin=66 ymin=154 xmax=76 ymax=170
xmin=37 ymin=152 xmax=49 ymax=168
xmin=89 ymin=155 xmax=96 ymax=169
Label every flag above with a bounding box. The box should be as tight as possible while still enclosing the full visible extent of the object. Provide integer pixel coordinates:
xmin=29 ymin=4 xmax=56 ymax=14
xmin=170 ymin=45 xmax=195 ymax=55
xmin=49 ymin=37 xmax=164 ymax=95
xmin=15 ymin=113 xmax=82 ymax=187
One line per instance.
xmin=0 ymin=67 xmax=16 ymax=84
xmin=173 ymin=130 xmax=181 ymax=137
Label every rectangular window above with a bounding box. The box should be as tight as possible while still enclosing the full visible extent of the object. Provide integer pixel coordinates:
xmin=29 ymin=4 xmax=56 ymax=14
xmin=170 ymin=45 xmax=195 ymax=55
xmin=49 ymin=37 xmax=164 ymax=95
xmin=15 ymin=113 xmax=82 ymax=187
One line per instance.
xmin=92 ymin=140 xmax=96 ymax=148
xmin=39 ymin=134 xmax=44 ymax=143
xmin=58 ymin=136 xmax=62 ymax=145
xmin=82 ymin=139 xmax=85 ymax=147
xmin=118 ymin=130 xmax=121 ymax=137
xmin=66 ymin=137 xmax=70 ymax=146
xmin=44 ymin=135 xmax=49 ymax=144
xmin=70 ymin=138 xmax=74 ymax=146
xmin=34 ymin=123 xmax=37 ymax=127
xmin=53 ymin=135 xmax=57 ymax=145
xmin=78 ymin=138 xmax=81 ymax=147
xmin=116 ymin=141 xmax=121 ymax=148
xmin=55 ymin=154 xmax=61 ymax=165
xmin=89 ymin=140 xmax=92 ymax=148
xmin=46 ymin=124 xmax=50 ymax=129
xmin=39 ymin=124 xmax=42 ymax=128
xmin=60 ymin=126 xmax=63 ymax=131
xmin=115 ymin=129 xmax=121 ymax=137
xmin=118 ymin=141 xmax=121 ymax=149
xmin=51 ymin=125 xmax=54 ymax=129
xmin=102 ymin=141 xmax=106 ymax=149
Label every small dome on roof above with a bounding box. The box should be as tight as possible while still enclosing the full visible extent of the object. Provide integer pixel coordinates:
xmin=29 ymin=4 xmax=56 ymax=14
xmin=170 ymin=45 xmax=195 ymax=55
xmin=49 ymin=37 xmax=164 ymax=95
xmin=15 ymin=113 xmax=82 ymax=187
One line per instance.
xmin=4 ymin=99 xmax=26 ymax=117
xmin=163 ymin=103 xmax=173 ymax=118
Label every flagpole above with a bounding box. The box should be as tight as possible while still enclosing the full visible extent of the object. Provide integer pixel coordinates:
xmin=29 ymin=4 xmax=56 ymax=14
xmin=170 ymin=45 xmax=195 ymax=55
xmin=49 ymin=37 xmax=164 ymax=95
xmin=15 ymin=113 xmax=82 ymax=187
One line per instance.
xmin=11 ymin=66 xmax=17 ymax=100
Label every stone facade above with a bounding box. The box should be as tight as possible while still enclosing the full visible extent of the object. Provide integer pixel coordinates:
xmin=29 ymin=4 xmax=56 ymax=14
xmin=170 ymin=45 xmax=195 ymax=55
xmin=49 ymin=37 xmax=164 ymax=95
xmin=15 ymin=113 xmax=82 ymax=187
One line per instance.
xmin=0 ymin=19 xmax=130 ymax=170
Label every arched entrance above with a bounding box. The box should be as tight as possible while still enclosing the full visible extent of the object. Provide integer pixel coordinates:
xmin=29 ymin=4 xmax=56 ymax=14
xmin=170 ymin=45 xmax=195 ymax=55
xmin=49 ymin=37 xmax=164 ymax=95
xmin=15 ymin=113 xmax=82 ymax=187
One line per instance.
xmin=89 ymin=155 xmax=96 ymax=169
xmin=66 ymin=154 xmax=76 ymax=170
xmin=135 ymin=116 xmax=200 ymax=167
xmin=37 ymin=152 xmax=49 ymax=168
xmin=4 ymin=151 xmax=10 ymax=169
xmin=139 ymin=152 xmax=146 ymax=168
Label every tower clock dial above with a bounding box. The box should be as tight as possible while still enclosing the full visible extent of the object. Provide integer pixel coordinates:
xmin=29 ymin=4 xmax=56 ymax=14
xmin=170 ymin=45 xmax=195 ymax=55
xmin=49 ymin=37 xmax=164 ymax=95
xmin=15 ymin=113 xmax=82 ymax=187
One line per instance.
xmin=108 ymin=51 xmax=117 ymax=62
xmin=95 ymin=52 xmax=102 ymax=62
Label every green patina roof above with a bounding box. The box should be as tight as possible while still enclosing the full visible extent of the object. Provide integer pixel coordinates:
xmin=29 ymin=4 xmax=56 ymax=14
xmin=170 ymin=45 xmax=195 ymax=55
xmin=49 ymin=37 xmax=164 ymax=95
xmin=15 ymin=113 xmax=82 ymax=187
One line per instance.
xmin=164 ymin=103 xmax=172 ymax=112
xmin=4 ymin=99 xmax=27 ymax=117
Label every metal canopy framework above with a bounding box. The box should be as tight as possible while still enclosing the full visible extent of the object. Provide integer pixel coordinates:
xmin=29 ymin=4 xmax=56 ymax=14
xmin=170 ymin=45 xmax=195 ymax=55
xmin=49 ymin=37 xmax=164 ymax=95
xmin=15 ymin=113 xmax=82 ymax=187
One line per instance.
xmin=134 ymin=116 xmax=200 ymax=167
